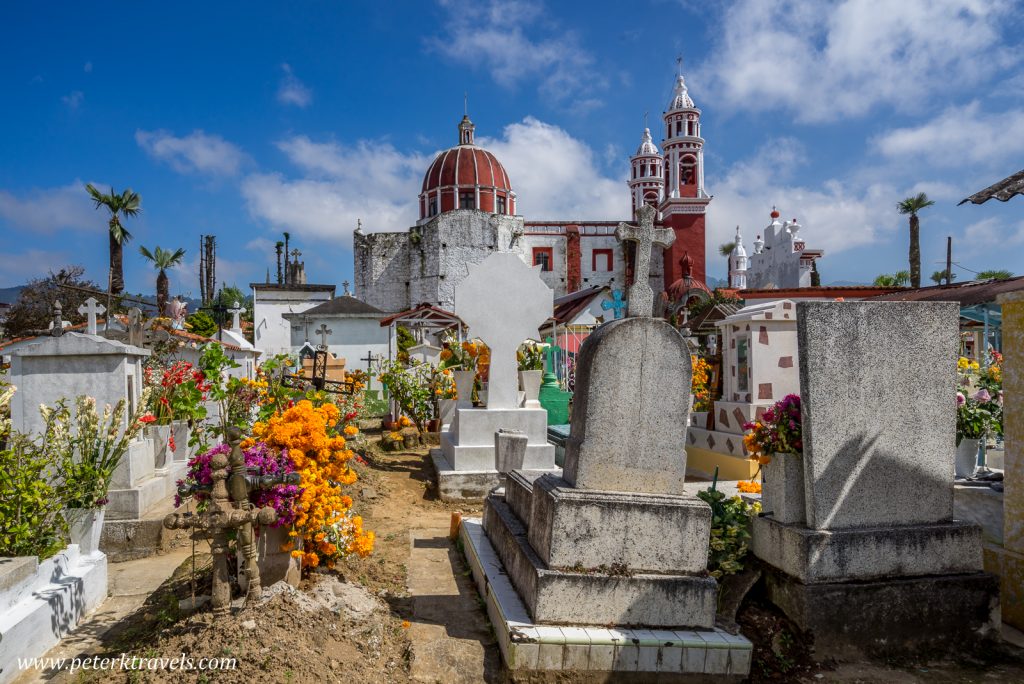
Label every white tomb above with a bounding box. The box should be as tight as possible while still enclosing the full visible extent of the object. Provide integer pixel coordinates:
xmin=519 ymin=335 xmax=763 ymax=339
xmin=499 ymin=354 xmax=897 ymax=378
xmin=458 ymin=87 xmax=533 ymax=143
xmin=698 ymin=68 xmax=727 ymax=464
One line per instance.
xmin=432 ymin=252 xmax=558 ymax=500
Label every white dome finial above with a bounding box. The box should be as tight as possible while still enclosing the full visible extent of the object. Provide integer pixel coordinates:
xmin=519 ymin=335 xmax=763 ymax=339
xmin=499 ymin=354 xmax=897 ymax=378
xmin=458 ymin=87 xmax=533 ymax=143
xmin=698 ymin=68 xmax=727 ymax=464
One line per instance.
xmin=636 ymin=127 xmax=659 ymax=156
xmin=668 ymin=73 xmax=695 ymax=110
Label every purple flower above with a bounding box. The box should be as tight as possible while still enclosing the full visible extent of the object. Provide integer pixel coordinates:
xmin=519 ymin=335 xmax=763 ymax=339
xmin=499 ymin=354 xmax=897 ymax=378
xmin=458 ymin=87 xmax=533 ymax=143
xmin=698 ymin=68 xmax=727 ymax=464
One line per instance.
xmin=956 ymin=392 xmax=966 ymax=406
xmin=973 ymin=389 xmax=991 ymax=403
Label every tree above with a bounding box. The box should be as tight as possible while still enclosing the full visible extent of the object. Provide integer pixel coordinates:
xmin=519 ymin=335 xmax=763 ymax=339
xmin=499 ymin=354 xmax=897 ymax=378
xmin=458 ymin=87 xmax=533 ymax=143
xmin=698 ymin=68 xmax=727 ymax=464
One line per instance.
xmin=931 ymin=269 xmax=957 ymax=285
xmin=138 ymin=246 xmax=185 ymax=315
xmin=897 ymin=192 xmax=935 ymax=289
xmin=185 ymin=311 xmax=218 ymax=338
xmin=2 ymin=266 xmax=102 ymax=338
xmin=977 ymin=269 xmax=1014 ymax=281
xmin=85 ymin=184 xmax=141 ymax=295
xmin=873 ymin=271 xmax=910 ymax=287
xmin=718 ymin=241 xmax=737 ymax=281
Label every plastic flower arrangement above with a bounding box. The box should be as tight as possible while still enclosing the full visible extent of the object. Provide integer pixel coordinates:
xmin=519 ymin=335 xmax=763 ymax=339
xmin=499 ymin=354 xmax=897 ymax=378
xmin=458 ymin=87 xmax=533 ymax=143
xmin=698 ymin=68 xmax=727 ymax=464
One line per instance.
xmin=690 ymin=356 xmax=712 ymax=412
xmin=430 ymin=368 xmax=457 ymax=400
xmin=176 ymin=442 xmax=302 ymax=527
xmin=517 ymin=341 xmax=547 ymax=371
xmin=438 ymin=330 xmax=484 ymax=372
xmin=956 ymin=353 xmax=1003 ymax=441
xmin=742 ymin=394 xmax=802 ymax=465
xmin=249 ymin=400 xmax=374 ymax=568
xmin=736 ymin=480 xmax=762 ymax=494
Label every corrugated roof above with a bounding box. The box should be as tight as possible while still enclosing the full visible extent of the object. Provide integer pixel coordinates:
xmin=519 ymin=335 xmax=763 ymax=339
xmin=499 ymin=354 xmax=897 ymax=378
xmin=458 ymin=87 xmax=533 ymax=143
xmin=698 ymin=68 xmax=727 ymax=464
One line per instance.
xmin=959 ymin=169 xmax=1024 ymax=205
xmin=867 ymin=276 xmax=1024 ymax=306
xmin=299 ymin=295 xmax=385 ymax=317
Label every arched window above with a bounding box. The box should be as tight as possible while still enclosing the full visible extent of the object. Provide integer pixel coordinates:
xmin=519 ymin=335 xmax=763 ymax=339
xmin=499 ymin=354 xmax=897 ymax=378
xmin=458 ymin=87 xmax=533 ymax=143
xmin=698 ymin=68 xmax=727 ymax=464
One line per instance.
xmin=680 ymin=155 xmax=697 ymax=187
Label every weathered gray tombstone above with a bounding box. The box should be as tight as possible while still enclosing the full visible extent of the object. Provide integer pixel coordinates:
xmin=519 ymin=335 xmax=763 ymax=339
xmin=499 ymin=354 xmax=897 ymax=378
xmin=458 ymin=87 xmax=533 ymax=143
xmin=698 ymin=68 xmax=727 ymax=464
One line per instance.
xmin=752 ymin=301 xmax=999 ymax=660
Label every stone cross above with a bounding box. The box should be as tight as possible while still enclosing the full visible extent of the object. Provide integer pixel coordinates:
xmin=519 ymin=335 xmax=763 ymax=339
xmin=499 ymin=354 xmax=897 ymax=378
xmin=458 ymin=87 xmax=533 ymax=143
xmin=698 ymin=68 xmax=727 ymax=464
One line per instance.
xmin=315 ymin=323 xmax=332 ymax=348
xmin=614 ymin=203 xmax=675 ymax=318
xmin=455 ymin=252 xmax=553 ymax=410
xmin=127 ymin=308 xmax=144 ymax=347
xmin=601 ymin=289 xmax=627 ymax=320
xmin=342 ymin=280 xmax=351 ymax=296
xmin=228 ymin=301 xmax=245 ymax=331
xmin=77 ymin=297 xmax=105 ymax=335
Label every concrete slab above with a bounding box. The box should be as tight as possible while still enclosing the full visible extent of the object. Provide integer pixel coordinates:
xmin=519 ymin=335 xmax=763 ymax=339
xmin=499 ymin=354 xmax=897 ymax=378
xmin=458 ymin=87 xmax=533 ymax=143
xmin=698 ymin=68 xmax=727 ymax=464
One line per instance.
xmin=431 ymin=449 xmax=559 ymax=502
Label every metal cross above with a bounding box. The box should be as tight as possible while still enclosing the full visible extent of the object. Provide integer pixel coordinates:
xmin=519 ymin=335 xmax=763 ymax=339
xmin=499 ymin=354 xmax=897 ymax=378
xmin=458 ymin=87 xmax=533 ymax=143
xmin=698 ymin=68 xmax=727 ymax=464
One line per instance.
xmin=361 ymin=349 xmax=379 ymax=373
xmin=342 ymin=280 xmax=351 ymax=296
xmin=77 ymin=297 xmax=105 ymax=335
xmin=600 ymin=289 xmax=627 ymax=320
xmin=614 ymin=203 xmax=675 ymax=317
xmin=315 ymin=323 xmax=332 ymax=347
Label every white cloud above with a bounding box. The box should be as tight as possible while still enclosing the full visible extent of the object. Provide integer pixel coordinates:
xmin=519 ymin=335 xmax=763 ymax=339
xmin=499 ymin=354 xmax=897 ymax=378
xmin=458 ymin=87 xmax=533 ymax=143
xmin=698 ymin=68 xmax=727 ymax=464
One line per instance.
xmin=0 ymin=182 xmax=98 ymax=234
xmin=135 ymin=129 xmax=246 ymax=176
xmin=430 ymin=0 xmax=603 ymax=109
xmin=706 ymin=138 xmax=900 ymax=276
xmin=873 ymin=102 xmax=1024 ymax=167
xmin=277 ymin=64 xmax=312 ymax=108
xmin=83 ymin=61 xmax=92 ymax=73
xmin=61 ymin=90 xmax=83 ymax=110
xmin=0 ymin=250 xmax=74 ymax=285
xmin=703 ymin=0 xmax=1018 ymax=122
xmin=480 ymin=118 xmax=627 ymax=218
xmin=961 ymin=216 xmax=1024 ymax=256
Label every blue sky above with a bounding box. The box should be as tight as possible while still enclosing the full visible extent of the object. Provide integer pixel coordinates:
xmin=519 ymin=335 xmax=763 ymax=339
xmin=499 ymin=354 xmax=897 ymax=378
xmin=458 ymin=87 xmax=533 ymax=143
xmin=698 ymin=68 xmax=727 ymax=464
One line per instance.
xmin=1 ymin=0 xmax=1023 ymax=296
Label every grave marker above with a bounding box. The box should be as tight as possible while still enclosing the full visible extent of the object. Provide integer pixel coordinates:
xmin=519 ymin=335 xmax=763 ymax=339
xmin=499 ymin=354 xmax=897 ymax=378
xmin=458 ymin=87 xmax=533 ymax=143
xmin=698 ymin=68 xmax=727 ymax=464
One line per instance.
xmin=77 ymin=297 xmax=105 ymax=335
xmin=614 ymin=203 xmax=675 ymax=318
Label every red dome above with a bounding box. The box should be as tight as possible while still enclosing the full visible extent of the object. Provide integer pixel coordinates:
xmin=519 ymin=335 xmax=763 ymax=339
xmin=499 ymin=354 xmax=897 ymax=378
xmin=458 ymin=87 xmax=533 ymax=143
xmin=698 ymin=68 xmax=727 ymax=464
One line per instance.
xmin=418 ymin=116 xmax=516 ymax=222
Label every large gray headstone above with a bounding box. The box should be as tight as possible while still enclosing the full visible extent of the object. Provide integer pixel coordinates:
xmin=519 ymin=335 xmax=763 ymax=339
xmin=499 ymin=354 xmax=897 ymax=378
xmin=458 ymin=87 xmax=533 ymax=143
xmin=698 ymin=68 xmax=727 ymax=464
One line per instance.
xmin=797 ymin=301 xmax=959 ymax=530
xmin=562 ymin=317 xmax=692 ymax=494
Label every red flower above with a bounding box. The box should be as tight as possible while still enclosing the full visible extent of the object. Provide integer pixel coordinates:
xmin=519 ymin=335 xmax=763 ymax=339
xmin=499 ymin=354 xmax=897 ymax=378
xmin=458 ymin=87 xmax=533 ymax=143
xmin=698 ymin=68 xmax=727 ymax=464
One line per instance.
xmin=139 ymin=414 xmax=157 ymax=424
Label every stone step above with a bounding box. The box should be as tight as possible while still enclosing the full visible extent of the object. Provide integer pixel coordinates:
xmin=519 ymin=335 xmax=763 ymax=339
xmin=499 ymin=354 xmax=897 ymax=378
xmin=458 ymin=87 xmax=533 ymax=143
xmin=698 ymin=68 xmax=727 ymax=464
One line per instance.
xmin=101 ymin=490 xmax=193 ymax=563
xmin=482 ymin=495 xmax=718 ymax=628
xmin=460 ymin=518 xmax=751 ymax=677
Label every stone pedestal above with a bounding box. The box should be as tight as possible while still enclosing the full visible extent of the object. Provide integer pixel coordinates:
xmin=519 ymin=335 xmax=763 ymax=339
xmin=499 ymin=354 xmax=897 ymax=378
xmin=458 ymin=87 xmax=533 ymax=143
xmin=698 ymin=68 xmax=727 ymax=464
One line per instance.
xmin=752 ymin=302 xmax=999 ymax=659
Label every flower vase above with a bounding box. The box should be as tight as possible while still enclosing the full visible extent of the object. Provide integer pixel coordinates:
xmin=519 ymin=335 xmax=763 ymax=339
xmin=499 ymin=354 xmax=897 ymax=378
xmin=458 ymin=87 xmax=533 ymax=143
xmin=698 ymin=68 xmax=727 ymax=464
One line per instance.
xmin=519 ymin=370 xmax=543 ymax=409
xmin=146 ymin=424 xmax=172 ymax=469
xmin=67 ymin=507 xmax=105 ymax=557
xmin=955 ymin=438 xmax=980 ymax=478
xmin=438 ymin=399 xmax=456 ymax=427
xmin=172 ymin=420 xmax=191 ymax=462
xmin=762 ymin=454 xmax=805 ymax=524
xmin=453 ymin=370 xmax=476 ymax=409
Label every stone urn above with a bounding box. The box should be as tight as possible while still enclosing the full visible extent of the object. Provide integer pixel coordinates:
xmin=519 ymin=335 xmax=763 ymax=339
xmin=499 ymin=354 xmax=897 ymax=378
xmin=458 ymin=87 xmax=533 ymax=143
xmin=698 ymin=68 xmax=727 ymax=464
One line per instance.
xmin=67 ymin=506 xmax=105 ymax=557
xmin=955 ymin=438 xmax=980 ymax=478
xmin=762 ymin=453 xmax=805 ymax=524
xmin=518 ymin=370 xmax=543 ymax=408
xmin=453 ymin=370 xmax=476 ymax=409
xmin=238 ymin=525 xmax=302 ymax=592
xmin=146 ymin=424 xmax=172 ymax=469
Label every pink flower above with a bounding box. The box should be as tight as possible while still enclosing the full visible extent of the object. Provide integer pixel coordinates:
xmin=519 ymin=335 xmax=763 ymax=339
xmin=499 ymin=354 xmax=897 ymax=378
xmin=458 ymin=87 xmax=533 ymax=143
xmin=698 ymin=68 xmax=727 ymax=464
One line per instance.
xmin=956 ymin=392 xmax=966 ymax=406
xmin=973 ymin=389 xmax=991 ymax=403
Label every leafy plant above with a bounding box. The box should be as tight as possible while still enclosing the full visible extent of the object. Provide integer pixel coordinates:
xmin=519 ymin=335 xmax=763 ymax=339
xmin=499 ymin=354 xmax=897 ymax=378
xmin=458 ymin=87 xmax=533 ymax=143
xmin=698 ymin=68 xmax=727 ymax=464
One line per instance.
xmin=45 ymin=394 xmax=151 ymax=509
xmin=697 ymin=486 xmax=760 ymax=580
xmin=144 ymin=361 xmax=210 ymax=425
xmin=186 ymin=311 xmax=218 ymax=338
xmin=377 ymin=360 xmax=433 ymax=431
xmin=516 ymin=340 xmax=546 ymax=371
xmin=197 ymin=342 xmax=242 ymax=444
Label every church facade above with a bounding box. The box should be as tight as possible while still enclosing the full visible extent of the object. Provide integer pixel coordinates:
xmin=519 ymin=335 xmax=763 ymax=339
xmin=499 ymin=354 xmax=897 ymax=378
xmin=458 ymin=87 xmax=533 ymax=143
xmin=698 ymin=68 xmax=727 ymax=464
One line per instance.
xmin=354 ymin=73 xmax=711 ymax=313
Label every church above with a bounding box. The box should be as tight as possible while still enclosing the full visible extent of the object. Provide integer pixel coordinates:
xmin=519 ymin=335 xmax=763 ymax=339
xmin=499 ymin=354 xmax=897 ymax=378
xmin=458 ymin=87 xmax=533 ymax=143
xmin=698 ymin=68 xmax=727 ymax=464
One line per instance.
xmin=354 ymin=72 xmax=712 ymax=315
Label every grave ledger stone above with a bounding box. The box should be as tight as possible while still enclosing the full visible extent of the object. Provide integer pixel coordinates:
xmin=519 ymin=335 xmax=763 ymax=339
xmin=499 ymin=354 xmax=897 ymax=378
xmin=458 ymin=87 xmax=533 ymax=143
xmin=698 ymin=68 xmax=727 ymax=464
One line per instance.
xmin=752 ymin=301 xmax=999 ymax=659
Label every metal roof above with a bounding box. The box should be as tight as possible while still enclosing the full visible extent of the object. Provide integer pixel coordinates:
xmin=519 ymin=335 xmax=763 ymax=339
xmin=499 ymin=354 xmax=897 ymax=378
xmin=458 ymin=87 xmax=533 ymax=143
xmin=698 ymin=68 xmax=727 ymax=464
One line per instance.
xmin=867 ymin=275 xmax=1024 ymax=306
xmin=959 ymin=169 xmax=1024 ymax=205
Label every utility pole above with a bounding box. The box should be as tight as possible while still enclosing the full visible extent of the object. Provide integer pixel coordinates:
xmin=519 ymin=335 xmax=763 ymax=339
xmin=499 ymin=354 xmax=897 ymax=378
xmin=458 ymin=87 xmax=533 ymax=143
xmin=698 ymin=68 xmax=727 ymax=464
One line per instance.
xmin=946 ymin=236 xmax=953 ymax=286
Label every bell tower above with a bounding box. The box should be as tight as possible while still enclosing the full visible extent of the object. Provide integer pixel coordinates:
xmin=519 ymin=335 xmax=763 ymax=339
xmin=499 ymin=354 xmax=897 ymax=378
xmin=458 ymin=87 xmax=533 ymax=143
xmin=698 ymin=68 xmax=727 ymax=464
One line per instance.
xmin=628 ymin=126 xmax=664 ymax=219
xmin=660 ymin=67 xmax=710 ymax=289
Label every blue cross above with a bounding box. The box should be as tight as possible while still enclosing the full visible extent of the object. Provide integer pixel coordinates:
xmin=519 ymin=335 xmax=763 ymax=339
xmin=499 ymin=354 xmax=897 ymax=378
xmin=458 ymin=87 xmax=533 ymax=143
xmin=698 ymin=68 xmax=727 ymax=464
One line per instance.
xmin=601 ymin=289 xmax=627 ymax=320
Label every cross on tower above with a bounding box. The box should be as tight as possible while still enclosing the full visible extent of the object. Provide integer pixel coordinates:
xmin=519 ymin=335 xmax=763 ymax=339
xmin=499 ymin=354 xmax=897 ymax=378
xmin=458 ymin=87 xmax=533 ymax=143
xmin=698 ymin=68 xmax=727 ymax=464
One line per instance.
xmin=78 ymin=297 xmax=106 ymax=335
xmin=614 ymin=203 xmax=675 ymax=318
xmin=600 ymin=289 xmax=627 ymax=320
xmin=228 ymin=301 xmax=246 ymax=331
xmin=315 ymin=323 xmax=332 ymax=348
xmin=342 ymin=280 xmax=351 ymax=296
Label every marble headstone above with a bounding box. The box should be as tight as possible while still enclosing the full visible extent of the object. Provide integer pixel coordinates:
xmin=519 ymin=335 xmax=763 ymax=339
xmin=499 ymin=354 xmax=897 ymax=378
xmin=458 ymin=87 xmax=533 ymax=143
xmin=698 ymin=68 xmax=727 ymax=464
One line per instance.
xmin=797 ymin=301 xmax=959 ymax=530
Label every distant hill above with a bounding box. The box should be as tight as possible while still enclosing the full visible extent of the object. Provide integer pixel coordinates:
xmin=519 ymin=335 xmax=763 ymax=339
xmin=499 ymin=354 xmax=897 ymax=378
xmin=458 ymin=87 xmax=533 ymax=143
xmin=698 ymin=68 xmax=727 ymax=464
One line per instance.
xmin=0 ymin=286 xmax=23 ymax=304
xmin=825 ymin=280 xmax=870 ymax=287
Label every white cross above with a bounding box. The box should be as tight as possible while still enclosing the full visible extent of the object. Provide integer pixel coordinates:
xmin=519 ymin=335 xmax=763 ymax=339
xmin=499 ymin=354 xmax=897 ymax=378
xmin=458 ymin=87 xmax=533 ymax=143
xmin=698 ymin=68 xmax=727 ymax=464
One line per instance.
xmin=315 ymin=323 xmax=333 ymax=347
xmin=615 ymin=203 xmax=675 ymax=317
xmin=228 ymin=301 xmax=246 ymax=331
xmin=78 ymin=297 xmax=106 ymax=335
xmin=455 ymin=253 xmax=553 ymax=410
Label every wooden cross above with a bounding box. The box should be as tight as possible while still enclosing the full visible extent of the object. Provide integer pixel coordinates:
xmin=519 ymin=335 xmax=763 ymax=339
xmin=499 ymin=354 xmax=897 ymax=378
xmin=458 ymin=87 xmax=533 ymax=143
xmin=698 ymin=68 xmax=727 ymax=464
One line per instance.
xmin=600 ymin=289 xmax=626 ymax=320
xmin=315 ymin=323 xmax=332 ymax=347
xmin=614 ymin=203 xmax=675 ymax=317
xmin=78 ymin=297 xmax=105 ymax=335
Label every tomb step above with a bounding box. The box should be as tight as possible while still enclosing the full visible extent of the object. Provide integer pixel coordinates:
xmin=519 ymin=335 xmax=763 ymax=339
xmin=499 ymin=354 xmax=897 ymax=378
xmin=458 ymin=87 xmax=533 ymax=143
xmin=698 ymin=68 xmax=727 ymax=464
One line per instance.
xmin=101 ymin=489 xmax=193 ymax=563
xmin=482 ymin=495 xmax=718 ymax=628
xmin=430 ymin=448 xmax=560 ymax=502
xmin=460 ymin=518 xmax=751 ymax=677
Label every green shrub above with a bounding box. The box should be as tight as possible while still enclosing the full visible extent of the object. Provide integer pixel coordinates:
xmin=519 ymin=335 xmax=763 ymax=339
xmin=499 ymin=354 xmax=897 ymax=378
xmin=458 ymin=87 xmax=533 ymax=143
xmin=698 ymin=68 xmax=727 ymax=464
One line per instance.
xmin=0 ymin=432 xmax=67 ymax=559
xmin=697 ymin=487 xmax=760 ymax=579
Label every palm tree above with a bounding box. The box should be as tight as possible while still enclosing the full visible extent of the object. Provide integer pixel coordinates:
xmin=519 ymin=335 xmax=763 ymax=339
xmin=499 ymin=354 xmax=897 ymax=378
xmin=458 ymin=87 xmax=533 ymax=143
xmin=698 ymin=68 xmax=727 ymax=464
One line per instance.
xmin=977 ymin=269 xmax=1014 ymax=281
xmin=138 ymin=246 xmax=186 ymax=314
xmin=897 ymin=192 xmax=935 ymax=289
xmin=85 ymin=184 xmax=141 ymax=295
xmin=719 ymin=241 xmax=737 ymax=283
xmin=873 ymin=271 xmax=911 ymax=287
xmin=930 ymin=269 xmax=957 ymax=285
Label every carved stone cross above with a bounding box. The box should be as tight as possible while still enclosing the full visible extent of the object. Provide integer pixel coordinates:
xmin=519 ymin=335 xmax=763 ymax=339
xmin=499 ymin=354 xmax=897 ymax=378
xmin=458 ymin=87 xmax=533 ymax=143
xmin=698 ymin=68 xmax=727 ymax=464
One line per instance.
xmin=600 ymin=289 xmax=627 ymax=320
xmin=228 ymin=301 xmax=246 ymax=331
xmin=455 ymin=253 xmax=553 ymax=410
xmin=614 ymin=203 xmax=675 ymax=317
xmin=315 ymin=323 xmax=333 ymax=348
xmin=77 ymin=297 xmax=105 ymax=335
